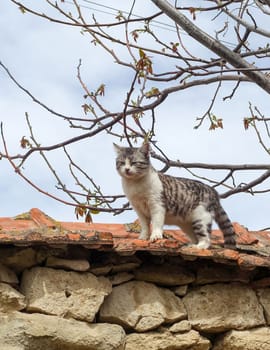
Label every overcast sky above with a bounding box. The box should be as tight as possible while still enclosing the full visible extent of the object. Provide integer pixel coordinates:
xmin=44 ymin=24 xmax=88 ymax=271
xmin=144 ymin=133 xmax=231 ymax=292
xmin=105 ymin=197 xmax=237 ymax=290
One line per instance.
xmin=1 ymin=1 xmax=270 ymax=230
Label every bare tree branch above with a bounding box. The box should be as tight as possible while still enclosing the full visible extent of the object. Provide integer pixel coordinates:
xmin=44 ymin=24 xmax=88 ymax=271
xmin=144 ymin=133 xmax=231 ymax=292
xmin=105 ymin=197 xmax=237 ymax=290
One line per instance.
xmin=221 ymin=170 xmax=270 ymax=198
xmin=151 ymin=0 xmax=270 ymax=94
xmin=223 ymin=6 xmax=270 ymax=38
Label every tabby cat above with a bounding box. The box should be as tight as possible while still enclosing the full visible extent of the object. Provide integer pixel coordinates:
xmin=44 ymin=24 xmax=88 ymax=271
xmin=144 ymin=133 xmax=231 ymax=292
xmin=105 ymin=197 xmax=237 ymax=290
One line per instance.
xmin=114 ymin=142 xmax=236 ymax=249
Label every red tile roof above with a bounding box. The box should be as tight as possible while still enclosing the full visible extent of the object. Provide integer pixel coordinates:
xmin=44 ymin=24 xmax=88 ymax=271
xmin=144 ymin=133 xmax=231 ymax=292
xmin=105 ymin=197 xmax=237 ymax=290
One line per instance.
xmin=0 ymin=208 xmax=269 ymax=269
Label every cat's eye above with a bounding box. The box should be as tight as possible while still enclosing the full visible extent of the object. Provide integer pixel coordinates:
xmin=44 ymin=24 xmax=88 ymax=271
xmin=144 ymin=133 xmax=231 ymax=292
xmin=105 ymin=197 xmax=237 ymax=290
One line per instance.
xmin=131 ymin=161 xmax=146 ymax=166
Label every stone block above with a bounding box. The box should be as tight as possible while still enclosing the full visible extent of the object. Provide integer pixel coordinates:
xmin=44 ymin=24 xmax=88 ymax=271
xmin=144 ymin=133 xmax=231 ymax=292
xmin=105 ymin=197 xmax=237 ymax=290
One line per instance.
xmin=125 ymin=329 xmax=210 ymax=350
xmin=0 ymin=283 xmax=26 ymax=312
xmin=0 ymin=262 xmax=18 ymax=284
xmin=20 ymin=267 xmax=111 ymax=322
xmin=46 ymin=256 xmax=90 ymax=271
xmin=183 ymin=283 xmax=265 ymax=332
xmin=213 ymin=327 xmax=270 ymax=350
xmin=99 ymin=281 xmax=187 ymax=332
xmin=0 ymin=312 xmax=125 ymax=350
xmin=195 ymin=264 xmax=250 ymax=285
xmin=134 ymin=263 xmax=195 ymax=286
xmin=257 ymin=288 xmax=270 ymax=324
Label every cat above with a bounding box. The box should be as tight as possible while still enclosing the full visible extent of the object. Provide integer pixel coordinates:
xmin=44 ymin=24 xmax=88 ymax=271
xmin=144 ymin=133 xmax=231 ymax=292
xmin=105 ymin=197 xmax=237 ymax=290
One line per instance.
xmin=113 ymin=142 xmax=236 ymax=249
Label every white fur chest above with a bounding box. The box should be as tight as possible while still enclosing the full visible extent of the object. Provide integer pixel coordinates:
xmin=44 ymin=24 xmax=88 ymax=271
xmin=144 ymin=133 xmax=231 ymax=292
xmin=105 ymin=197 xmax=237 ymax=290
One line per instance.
xmin=122 ymin=169 xmax=163 ymax=215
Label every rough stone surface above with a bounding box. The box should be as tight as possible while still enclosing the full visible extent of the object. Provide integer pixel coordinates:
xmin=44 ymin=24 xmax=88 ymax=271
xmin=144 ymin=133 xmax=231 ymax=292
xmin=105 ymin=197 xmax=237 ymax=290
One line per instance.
xmin=0 ymin=283 xmax=26 ymax=312
xmin=0 ymin=243 xmax=270 ymax=350
xmin=257 ymin=288 xmax=270 ymax=324
xmin=125 ymin=329 xmax=210 ymax=350
xmin=252 ymin=277 xmax=270 ymax=289
xmin=0 ymin=248 xmax=40 ymax=273
xmin=183 ymin=283 xmax=265 ymax=332
xmin=109 ymin=272 xmax=134 ymax=285
xmin=111 ymin=261 xmax=141 ymax=273
xmin=173 ymin=285 xmax=188 ymax=297
xmin=20 ymin=267 xmax=112 ymax=322
xmin=213 ymin=327 xmax=270 ymax=350
xmin=46 ymin=256 xmax=90 ymax=271
xmin=99 ymin=281 xmax=187 ymax=332
xmin=196 ymin=264 xmax=250 ymax=285
xmin=90 ymin=264 xmax=113 ymax=276
xmin=169 ymin=320 xmax=191 ymax=333
xmin=107 ymin=254 xmax=141 ymax=273
xmin=0 ymin=262 xmax=18 ymax=284
xmin=134 ymin=263 xmax=195 ymax=286
xmin=0 ymin=312 xmax=125 ymax=350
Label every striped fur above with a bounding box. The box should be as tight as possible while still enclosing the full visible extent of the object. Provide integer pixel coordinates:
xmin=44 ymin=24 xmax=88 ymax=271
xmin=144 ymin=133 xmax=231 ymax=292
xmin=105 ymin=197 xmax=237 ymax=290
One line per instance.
xmin=114 ymin=143 xmax=236 ymax=249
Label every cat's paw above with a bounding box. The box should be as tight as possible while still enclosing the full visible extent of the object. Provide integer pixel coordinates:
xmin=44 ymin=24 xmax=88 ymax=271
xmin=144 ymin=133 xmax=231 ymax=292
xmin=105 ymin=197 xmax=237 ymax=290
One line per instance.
xmin=191 ymin=241 xmax=210 ymax=249
xmin=188 ymin=239 xmax=210 ymax=249
xmin=150 ymin=230 xmax=163 ymax=242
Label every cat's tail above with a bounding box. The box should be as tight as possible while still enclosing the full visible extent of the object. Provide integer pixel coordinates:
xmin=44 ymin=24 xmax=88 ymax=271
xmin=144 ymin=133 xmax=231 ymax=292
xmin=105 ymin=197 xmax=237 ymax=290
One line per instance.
xmin=215 ymin=204 xmax=237 ymax=249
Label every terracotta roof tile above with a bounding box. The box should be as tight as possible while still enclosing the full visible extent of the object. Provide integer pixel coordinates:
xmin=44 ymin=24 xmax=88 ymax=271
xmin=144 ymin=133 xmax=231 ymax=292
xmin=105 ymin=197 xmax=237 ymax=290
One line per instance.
xmin=0 ymin=208 xmax=269 ymax=269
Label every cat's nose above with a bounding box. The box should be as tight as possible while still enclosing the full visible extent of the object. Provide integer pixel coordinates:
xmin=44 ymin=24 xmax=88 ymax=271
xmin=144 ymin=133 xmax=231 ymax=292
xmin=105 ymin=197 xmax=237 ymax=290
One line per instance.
xmin=125 ymin=168 xmax=131 ymax=175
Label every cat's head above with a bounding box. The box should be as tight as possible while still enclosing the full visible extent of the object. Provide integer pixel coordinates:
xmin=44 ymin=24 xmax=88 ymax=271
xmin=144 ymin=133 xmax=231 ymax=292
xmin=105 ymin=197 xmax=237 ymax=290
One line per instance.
xmin=113 ymin=142 xmax=150 ymax=180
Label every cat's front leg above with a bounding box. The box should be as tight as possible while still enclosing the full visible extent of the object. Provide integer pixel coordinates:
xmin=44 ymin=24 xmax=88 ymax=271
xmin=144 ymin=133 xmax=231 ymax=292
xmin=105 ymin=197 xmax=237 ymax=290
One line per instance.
xmin=136 ymin=211 xmax=150 ymax=240
xmin=150 ymin=205 xmax=165 ymax=242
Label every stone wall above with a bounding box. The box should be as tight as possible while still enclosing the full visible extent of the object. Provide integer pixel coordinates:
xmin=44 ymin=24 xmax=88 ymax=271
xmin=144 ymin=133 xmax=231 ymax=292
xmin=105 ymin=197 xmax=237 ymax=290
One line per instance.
xmin=0 ymin=245 xmax=270 ymax=350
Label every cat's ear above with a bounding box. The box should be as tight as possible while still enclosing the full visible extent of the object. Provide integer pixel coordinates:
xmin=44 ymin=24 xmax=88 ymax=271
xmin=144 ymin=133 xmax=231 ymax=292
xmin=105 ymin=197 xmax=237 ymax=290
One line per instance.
xmin=113 ymin=143 xmax=122 ymax=154
xmin=140 ymin=142 xmax=150 ymax=157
